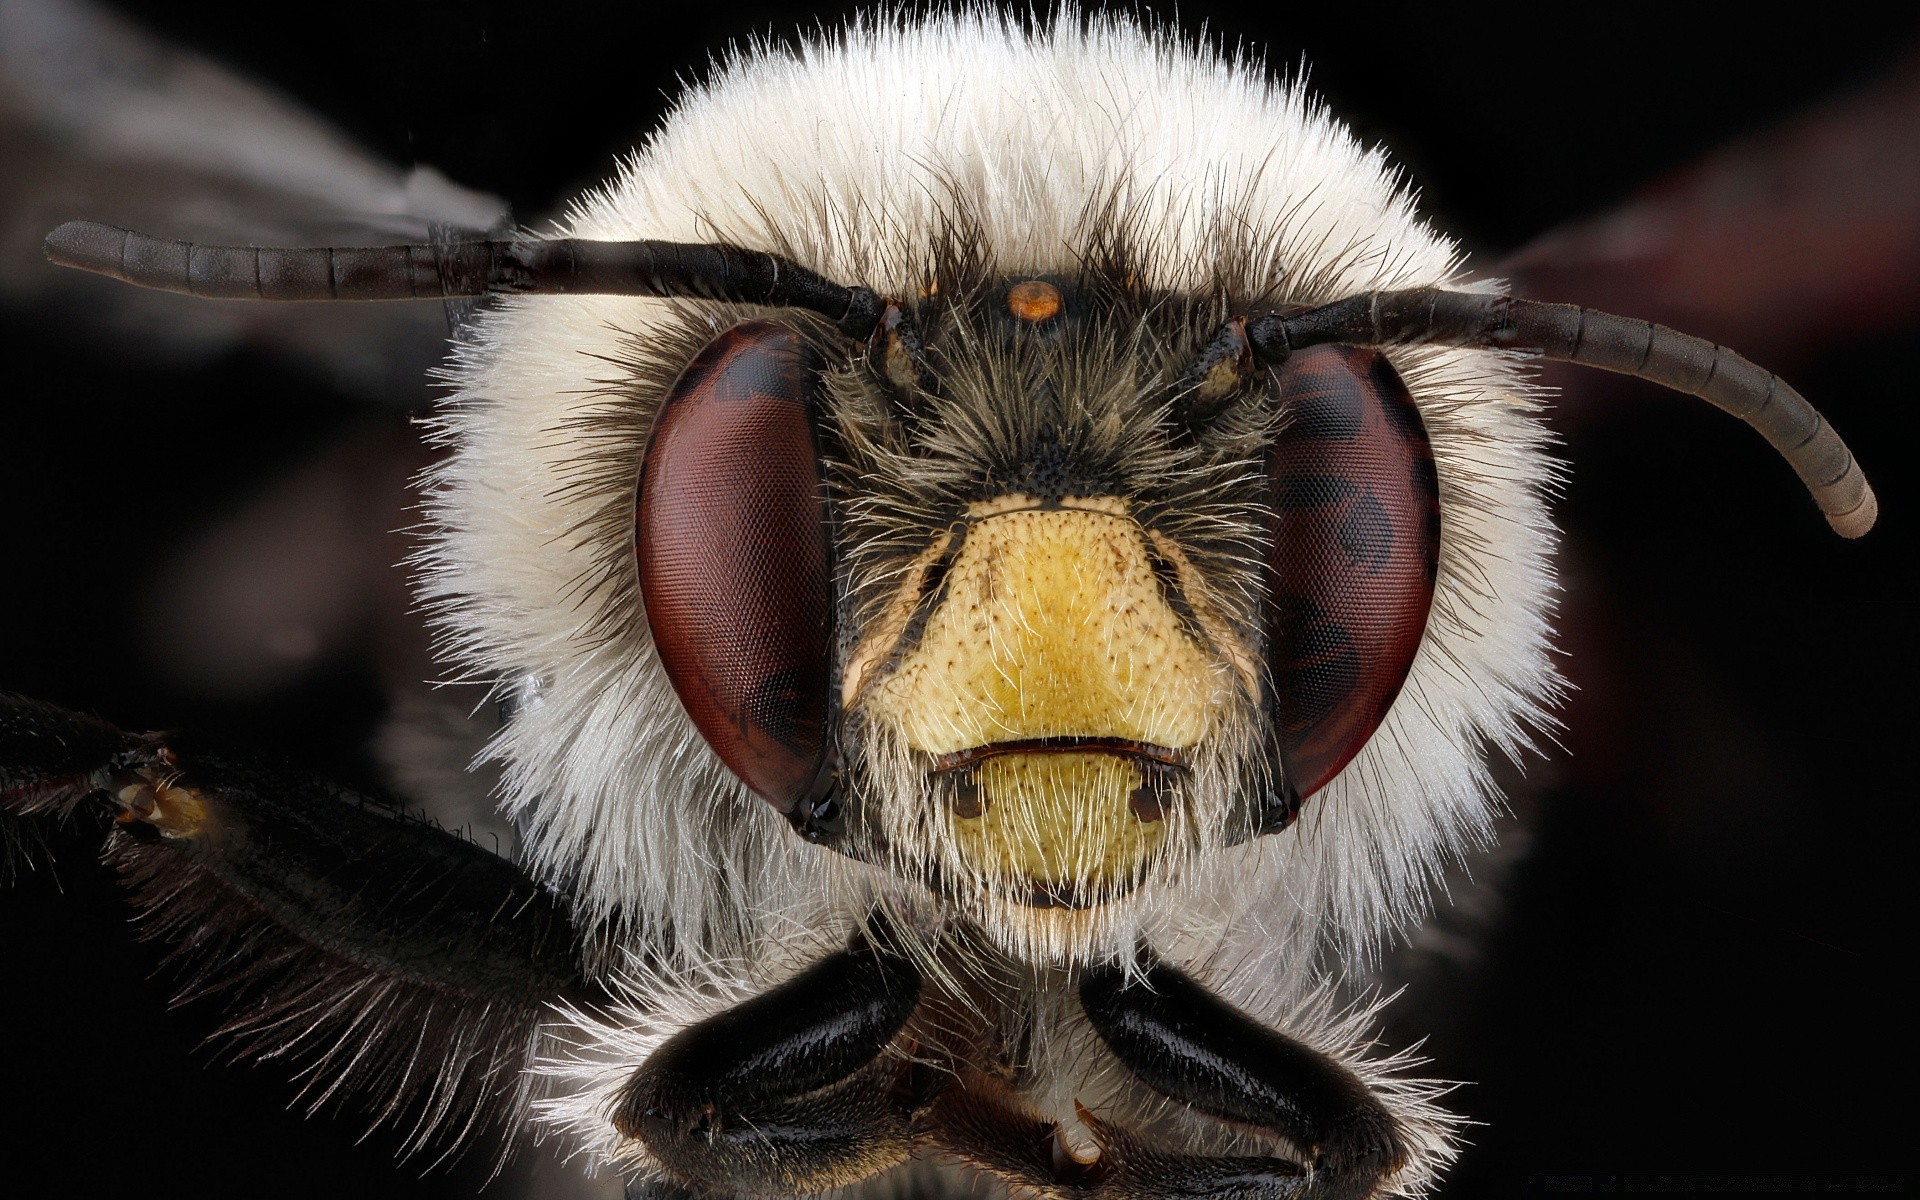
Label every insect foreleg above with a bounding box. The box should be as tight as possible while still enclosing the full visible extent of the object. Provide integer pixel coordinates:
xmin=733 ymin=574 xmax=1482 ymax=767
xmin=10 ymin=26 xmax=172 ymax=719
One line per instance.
xmin=612 ymin=926 xmax=925 ymax=1195
xmin=0 ymin=691 xmax=587 ymax=1159
xmin=1079 ymin=953 xmax=1406 ymax=1200
xmin=1 ymin=692 xmax=149 ymax=818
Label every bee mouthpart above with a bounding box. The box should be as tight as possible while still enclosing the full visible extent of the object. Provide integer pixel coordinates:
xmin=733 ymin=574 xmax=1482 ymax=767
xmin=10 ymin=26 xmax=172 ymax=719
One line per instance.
xmin=928 ymin=737 xmax=1188 ymax=774
xmin=1025 ymin=880 xmax=1099 ymax=910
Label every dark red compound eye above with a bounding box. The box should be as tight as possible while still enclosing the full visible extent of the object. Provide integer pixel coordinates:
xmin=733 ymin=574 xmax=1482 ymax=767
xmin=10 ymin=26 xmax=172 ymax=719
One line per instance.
xmin=637 ymin=321 xmax=835 ymax=812
xmin=1267 ymin=345 xmax=1440 ymax=799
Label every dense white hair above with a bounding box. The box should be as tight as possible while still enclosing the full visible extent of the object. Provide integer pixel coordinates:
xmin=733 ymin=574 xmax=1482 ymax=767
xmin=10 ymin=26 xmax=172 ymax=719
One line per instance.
xmin=417 ymin=10 xmax=1559 ymax=1192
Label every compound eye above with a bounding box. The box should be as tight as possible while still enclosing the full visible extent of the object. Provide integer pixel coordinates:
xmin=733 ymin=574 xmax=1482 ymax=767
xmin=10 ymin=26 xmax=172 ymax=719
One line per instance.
xmin=1267 ymin=346 xmax=1440 ymax=799
xmin=637 ymin=321 xmax=834 ymax=812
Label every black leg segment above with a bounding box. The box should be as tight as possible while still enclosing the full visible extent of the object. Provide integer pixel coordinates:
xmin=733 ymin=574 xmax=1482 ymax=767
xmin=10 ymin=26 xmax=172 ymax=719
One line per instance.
xmin=1 ymin=692 xmax=149 ymax=815
xmin=1080 ymin=953 xmax=1405 ymax=1200
xmin=614 ymin=927 xmax=924 ymax=1195
xmin=1 ymin=691 xmax=588 ymax=1159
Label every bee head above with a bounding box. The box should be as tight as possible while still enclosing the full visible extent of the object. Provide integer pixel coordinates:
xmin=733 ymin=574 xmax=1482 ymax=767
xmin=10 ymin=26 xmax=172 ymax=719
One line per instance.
xmin=828 ymin=268 xmax=1271 ymax=953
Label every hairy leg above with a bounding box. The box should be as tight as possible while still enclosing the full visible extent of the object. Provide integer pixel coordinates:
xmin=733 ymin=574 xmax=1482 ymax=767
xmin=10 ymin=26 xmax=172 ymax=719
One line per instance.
xmin=1077 ymin=952 xmax=1405 ymax=1200
xmin=1 ymin=691 xmax=588 ymax=1157
xmin=613 ymin=925 xmax=926 ymax=1195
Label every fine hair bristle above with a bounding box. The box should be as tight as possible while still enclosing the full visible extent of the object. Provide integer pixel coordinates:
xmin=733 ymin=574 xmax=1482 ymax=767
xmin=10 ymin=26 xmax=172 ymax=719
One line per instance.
xmin=107 ymin=830 xmax=555 ymax=1170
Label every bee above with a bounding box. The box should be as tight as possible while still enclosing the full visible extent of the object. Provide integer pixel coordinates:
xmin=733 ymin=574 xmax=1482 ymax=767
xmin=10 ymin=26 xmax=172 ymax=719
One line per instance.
xmin=2 ymin=4 xmax=1905 ymax=1198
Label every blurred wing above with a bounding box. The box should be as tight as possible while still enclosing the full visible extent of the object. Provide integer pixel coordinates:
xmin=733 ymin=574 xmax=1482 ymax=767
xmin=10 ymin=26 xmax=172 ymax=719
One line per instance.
xmin=1376 ymin=44 xmax=1920 ymax=1044
xmin=0 ymin=0 xmax=510 ymax=401
xmin=1502 ymin=45 xmax=1920 ymax=383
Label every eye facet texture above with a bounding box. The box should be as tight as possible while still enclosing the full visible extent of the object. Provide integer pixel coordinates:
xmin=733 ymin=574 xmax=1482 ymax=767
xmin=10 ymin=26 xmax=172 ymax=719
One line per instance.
xmin=637 ymin=321 xmax=834 ymax=811
xmin=1267 ymin=346 xmax=1440 ymax=798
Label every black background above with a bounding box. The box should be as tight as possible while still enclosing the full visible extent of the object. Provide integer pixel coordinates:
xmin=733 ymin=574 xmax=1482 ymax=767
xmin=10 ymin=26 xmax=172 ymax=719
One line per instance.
xmin=1 ymin=3 xmax=1914 ymax=1198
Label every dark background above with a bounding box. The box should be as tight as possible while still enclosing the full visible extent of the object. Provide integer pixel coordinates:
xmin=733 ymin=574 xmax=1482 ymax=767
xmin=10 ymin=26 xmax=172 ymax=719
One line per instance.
xmin=1 ymin=2 xmax=1914 ymax=1197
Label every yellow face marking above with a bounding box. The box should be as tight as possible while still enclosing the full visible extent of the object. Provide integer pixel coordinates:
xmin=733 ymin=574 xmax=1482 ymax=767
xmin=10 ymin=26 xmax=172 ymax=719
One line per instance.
xmin=869 ymin=502 xmax=1226 ymax=751
xmin=859 ymin=497 xmax=1237 ymax=899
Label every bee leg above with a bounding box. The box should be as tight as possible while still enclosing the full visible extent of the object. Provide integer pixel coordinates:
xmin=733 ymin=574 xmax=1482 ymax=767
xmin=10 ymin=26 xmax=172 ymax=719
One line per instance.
xmin=1 ymin=692 xmax=149 ymax=815
xmin=613 ymin=927 xmax=926 ymax=1195
xmin=2 ymin=692 xmax=147 ymax=873
xmin=1079 ymin=952 xmax=1406 ymax=1200
xmin=1 ymin=691 xmax=587 ymax=1158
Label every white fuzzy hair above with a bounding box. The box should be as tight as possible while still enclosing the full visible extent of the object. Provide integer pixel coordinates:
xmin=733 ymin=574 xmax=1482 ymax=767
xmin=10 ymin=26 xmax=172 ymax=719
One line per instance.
xmin=417 ymin=8 xmax=1559 ymax=1190
xmin=537 ymin=945 xmax=1464 ymax=1196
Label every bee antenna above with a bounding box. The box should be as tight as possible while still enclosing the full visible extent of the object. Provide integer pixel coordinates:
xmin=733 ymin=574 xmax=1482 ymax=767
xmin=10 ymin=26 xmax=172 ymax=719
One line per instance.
xmin=42 ymin=220 xmax=887 ymax=339
xmin=1211 ymin=289 xmax=1876 ymax=539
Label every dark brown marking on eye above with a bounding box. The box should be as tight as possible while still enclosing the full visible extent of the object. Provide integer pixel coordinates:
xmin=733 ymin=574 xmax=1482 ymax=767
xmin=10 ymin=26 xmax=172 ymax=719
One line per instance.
xmin=1266 ymin=346 xmax=1439 ymax=800
xmin=1338 ymin=490 xmax=1393 ymax=571
xmin=1277 ymin=352 xmax=1366 ymax=440
xmin=1271 ymin=474 xmax=1356 ymax=511
xmin=636 ymin=321 xmax=834 ymax=813
xmin=1271 ymin=596 xmax=1361 ymax=736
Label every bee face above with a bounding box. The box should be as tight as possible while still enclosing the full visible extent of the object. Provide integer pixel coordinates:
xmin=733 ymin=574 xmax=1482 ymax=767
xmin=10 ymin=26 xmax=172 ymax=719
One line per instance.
xmin=827 ymin=274 xmax=1273 ymax=952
